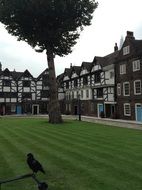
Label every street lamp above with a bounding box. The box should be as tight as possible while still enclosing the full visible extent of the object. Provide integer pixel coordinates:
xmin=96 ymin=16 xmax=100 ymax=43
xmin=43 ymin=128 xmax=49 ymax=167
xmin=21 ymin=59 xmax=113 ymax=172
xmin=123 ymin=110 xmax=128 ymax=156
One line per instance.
xmin=0 ymin=173 xmax=48 ymax=190
xmin=78 ymin=93 xmax=81 ymax=121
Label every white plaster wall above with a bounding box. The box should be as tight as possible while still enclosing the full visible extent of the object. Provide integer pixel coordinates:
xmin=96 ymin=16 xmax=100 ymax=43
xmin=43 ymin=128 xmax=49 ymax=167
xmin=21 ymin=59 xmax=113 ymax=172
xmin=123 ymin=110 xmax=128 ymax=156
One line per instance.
xmin=0 ymin=98 xmax=4 ymax=102
xmin=41 ymin=98 xmax=48 ymax=100
xmin=37 ymin=86 xmax=42 ymax=90
xmin=58 ymin=93 xmax=64 ymax=100
xmin=6 ymin=98 xmax=10 ymax=102
xmin=11 ymin=98 xmax=17 ymax=102
xmin=3 ymin=87 xmax=10 ymax=92
xmin=91 ymin=65 xmax=101 ymax=72
xmin=72 ymin=73 xmax=78 ymax=78
xmin=32 ymin=93 xmax=36 ymax=100
xmin=23 ymin=87 xmax=30 ymax=92
xmin=105 ymin=69 xmax=114 ymax=85
xmin=107 ymin=94 xmax=114 ymax=101
xmin=63 ymin=76 xmax=69 ymax=81
xmin=80 ymin=69 xmax=88 ymax=75
xmin=11 ymin=87 xmax=17 ymax=91
xmin=37 ymin=81 xmax=42 ymax=85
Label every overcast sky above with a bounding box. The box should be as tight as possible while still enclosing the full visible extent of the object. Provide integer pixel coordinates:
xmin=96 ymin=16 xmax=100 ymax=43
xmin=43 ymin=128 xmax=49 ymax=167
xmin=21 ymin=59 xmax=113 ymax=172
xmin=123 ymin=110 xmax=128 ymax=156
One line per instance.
xmin=0 ymin=0 xmax=142 ymax=77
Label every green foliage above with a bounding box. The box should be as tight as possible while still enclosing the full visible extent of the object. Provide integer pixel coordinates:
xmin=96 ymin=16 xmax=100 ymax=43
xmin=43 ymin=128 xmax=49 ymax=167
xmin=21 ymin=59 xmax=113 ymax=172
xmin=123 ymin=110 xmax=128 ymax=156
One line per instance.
xmin=0 ymin=0 xmax=98 ymax=56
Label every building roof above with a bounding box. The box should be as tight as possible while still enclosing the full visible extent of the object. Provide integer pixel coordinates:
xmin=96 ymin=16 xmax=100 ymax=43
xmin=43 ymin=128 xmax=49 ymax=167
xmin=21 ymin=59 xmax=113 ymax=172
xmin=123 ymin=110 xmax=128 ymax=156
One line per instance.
xmin=11 ymin=71 xmax=24 ymax=80
xmin=81 ymin=62 xmax=92 ymax=72
xmin=37 ymin=68 xmax=49 ymax=80
xmin=103 ymin=50 xmax=119 ymax=67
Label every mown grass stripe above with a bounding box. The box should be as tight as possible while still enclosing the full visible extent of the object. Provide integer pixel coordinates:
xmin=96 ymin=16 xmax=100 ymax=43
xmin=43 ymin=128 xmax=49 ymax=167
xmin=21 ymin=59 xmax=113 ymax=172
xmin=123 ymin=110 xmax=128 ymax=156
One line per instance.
xmin=21 ymin=124 xmax=142 ymax=169
xmin=10 ymin=125 xmax=142 ymax=185
xmin=1 ymin=118 xmax=142 ymax=190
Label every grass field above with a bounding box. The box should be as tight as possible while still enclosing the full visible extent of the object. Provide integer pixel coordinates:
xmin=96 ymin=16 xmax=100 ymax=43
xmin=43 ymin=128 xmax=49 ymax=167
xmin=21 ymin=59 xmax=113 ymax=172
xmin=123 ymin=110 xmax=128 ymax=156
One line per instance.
xmin=0 ymin=118 xmax=142 ymax=190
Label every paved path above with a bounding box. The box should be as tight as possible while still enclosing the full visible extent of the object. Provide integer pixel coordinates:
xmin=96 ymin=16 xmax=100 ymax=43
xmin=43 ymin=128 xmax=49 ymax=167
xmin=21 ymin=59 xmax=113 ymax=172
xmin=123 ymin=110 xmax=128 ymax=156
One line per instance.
xmin=3 ymin=114 xmax=142 ymax=130
xmin=63 ymin=115 xmax=142 ymax=130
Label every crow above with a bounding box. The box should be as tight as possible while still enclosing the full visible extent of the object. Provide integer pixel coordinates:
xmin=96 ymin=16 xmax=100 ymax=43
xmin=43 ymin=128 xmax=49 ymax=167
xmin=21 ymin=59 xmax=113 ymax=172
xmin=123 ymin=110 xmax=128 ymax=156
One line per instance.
xmin=27 ymin=153 xmax=45 ymax=174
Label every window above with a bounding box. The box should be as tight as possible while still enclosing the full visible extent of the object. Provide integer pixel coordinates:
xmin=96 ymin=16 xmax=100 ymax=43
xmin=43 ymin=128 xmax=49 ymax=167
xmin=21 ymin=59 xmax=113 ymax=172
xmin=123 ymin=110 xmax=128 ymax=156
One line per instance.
xmin=3 ymin=79 xmax=11 ymax=87
xmin=123 ymin=82 xmax=130 ymax=96
xmin=86 ymin=89 xmax=89 ymax=98
xmin=11 ymin=105 xmax=16 ymax=112
xmin=74 ymin=79 xmax=77 ymax=87
xmin=134 ymin=80 xmax=141 ymax=95
xmin=77 ymin=79 xmax=80 ymax=87
xmin=117 ymin=83 xmax=121 ymax=96
xmin=72 ymin=91 xmax=74 ymax=99
xmin=97 ymin=88 xmax=103 ymax=98
xmin=110 ymin=71 xmax=114 ymax=78
xmin=81 ymin=90 xmax=83 ymax=98
xmin=95 ymin=72 xmax=101 ymax=83
xmin=0 ymin=92 xmax=17 ymax=98
xmin=124 ymin=103 xmax=131 ymax=116
xmin=22 ymin=92 xmax=31 ymax=99
xmin=120 ymin=64 xmax=126 ymax=74
xmin=41 ymin=90 xmax=49 ymax=98
xmin=133 ymin=60 xmax=140 ymax=72
xmin=42 ymin=75 xmax=49 ymax=87
xmin=123 ymin=46 xmax=130 ymax=55
xmin=66 ymin=81 xmax=69 ymax=89
xmin=83 ymin=76 xmax=88 ymax=85
xmin=23 ymin=80 xmax=31 ymax=87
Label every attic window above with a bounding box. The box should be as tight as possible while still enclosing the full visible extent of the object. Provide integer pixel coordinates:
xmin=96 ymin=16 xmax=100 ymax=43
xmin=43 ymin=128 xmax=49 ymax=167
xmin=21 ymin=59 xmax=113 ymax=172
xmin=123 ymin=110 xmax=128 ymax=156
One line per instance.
xmin=123 ymin=46 xmax=130 ymax=55
xmin=3 ymin=79 xmax=11 ymax=87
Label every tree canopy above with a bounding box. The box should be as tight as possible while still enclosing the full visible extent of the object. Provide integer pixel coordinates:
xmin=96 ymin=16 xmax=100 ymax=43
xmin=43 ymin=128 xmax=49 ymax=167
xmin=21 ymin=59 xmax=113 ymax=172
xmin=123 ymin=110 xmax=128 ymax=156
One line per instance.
xmin=0 ymin=0 xmax=98 ymax=123
xmin=0 ymin=0 xmax=98 ymax=56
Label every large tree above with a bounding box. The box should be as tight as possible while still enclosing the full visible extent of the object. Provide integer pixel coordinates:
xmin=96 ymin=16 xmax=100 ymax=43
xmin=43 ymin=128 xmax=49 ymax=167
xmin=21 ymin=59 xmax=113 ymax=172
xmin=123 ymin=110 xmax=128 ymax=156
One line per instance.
xmin=0 ymin=0 xmax=98 ymax=123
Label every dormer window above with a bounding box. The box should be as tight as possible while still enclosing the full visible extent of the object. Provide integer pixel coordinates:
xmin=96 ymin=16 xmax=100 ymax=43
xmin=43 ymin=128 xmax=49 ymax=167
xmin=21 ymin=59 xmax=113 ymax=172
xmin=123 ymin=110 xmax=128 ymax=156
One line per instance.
xmin=3 ymin=79 xmax=11 ymax=87
xmin=123 ymin=46 xmax=130 ymax=55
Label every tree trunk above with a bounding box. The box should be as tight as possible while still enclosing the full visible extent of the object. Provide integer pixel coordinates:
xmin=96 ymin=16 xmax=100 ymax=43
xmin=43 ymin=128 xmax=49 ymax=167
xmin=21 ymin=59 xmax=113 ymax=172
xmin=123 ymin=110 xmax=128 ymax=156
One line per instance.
xmin=46 ymin=47 xmax=63 ymax=123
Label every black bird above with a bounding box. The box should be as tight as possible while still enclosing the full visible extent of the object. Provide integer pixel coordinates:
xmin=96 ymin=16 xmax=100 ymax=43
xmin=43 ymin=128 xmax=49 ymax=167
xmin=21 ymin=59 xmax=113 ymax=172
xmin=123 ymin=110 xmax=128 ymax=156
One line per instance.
xmin=27 ymin=153 xmax=45 ymax=174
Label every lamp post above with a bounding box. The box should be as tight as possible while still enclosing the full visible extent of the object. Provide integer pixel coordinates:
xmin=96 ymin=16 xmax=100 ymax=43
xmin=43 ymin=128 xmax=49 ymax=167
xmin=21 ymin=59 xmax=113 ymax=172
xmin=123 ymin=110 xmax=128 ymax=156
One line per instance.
xmin=78 ymin=93 xmax=81 ymax=121
xmin=0 ymin=173 xmax=48 ymax=190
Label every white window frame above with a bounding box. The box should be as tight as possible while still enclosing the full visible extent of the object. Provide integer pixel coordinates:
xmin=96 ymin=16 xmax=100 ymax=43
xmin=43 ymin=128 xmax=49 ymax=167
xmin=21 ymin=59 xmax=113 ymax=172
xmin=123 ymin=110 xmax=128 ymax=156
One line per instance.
xmin=132 ymin=60 xmax=140 ymax=72
xmin=120 ymin=64 xmax=126 ymax=74
xmin=117 ymin=83 xmax=121 ymax=96
xmin=123 ymin=82 xmax=130 ymax=96
xmin=123 ymin=46 xmax=130 ymax=55
xmin=124 ymin=103 xmax=131 ymax=116
xmin=134 ymin=80 xmax=141 ymax=95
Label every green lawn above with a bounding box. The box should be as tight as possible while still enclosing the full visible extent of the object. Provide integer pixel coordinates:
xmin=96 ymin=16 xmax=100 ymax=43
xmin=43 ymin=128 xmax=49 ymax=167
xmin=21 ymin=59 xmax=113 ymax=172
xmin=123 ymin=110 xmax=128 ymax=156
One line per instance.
xmin=0 ymin=118 xmax=142 ymax=190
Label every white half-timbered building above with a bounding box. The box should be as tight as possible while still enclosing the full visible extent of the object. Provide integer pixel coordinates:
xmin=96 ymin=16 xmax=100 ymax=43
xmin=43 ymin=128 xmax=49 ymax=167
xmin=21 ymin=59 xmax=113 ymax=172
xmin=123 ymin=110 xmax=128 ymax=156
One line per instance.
xmin=36 ymin=69 xmax=50 ymax=114
xmin=0 ymin=65 xmax=50 ymax=115
xmin=17 ymin=69 xmax=36 ymax=114
xmin=0 ymin=68 xmax=19 ymax=114
xmin=91 ymin=49 xmax=119 ymax=118
xmin=58 ymin=45 xmax=119 ymax=118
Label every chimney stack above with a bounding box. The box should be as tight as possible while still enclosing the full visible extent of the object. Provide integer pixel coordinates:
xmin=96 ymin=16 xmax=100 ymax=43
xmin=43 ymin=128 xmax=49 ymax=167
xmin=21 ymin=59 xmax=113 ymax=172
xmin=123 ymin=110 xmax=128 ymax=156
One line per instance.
xmin=114 ymin=43 xmax=118 ymax=52
xmin=126 ymin=31 xmax=135 ymax=40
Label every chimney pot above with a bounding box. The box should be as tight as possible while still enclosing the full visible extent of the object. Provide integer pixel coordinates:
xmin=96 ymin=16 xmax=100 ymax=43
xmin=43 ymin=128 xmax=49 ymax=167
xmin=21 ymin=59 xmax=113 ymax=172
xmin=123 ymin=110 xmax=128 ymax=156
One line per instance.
xmin=114 ymin=43 xmax=118 ymax=52
xmin=126 ymin=31 xmax=135 ymax=39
